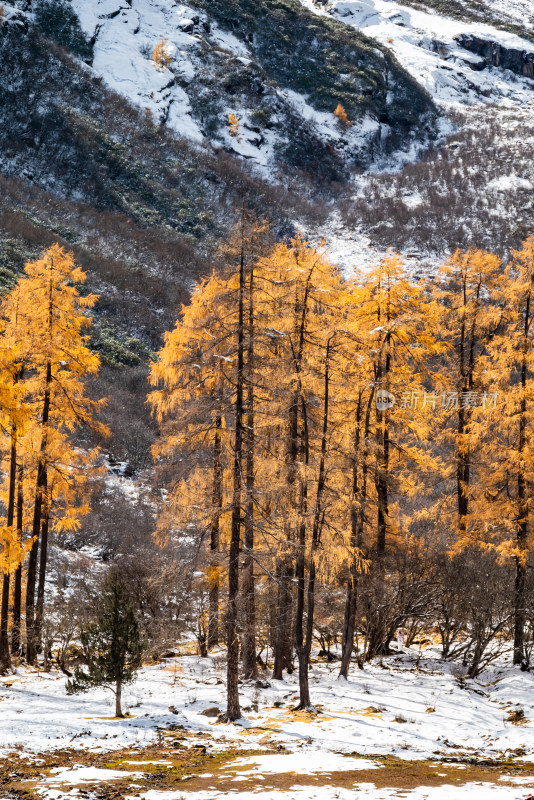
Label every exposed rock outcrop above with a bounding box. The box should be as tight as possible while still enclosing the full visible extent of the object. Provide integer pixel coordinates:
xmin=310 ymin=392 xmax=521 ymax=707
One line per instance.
xmin=455 ymin=33 xmax=534 ymax=79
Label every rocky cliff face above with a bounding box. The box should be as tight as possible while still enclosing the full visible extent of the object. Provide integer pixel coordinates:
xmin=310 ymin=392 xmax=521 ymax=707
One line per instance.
xmin=455 ymin=33 xmax=534 ymax=78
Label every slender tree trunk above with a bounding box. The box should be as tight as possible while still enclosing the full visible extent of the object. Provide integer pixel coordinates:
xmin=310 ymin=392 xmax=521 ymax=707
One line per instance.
xmin=376 ymin=333 xmax=390 ymax=558
xmin=296 ymin=344 xmax=330 ymax=709
xmin=273 ymin=564 xmax=294 ymax=678
xmin=457 ymin=275 xmax=478 ymax=543
xmin=115 ymin=679 xmax=123 ymax=717
xmin=457 ymin=405 xmax=469 ymax=539
xmin=0 ymin=572 xmax=11 ymax=673
xmin=35 ymin=484 xmax=50 ymax=650
xmin=0 ymin=435 xmax=17 ymax=673
xmin=295 ymin=484 xmax=309 ymax=707
xmin=273 ymin=270 xmax=314 ymax=681
xmin=296 ymin=616 xmax=310 ymax=709
xmin=208 ymin=406 xmax=222 ymax=650
xmin=457 ymin=303 xmax=470 ymax=541
xmin=0 ymin=584 xmax=10 ymax=672
xmin=273 ymin=389 xmax=300 ymax=681
xmin=26 ymin=360 xmax=52 ymax=665
xmin=242 ymin=266 xmax=257 ymax=680
xmin=273 ymin=563 xmax=290 ymax=679
xmin=225 ymin=231 xmax=245 ymax=722
xmin=340 ymin=391 xmax=373 ymax=679
xmin=514 ymin=289 xmax=531 ymax=665
xmin=376 ymin=445 xmax=388 ymax=556
xmin=11 ymin=466 xmax=23 ymax=655
xmin=513 ymin=546 xmax=527 ymax=667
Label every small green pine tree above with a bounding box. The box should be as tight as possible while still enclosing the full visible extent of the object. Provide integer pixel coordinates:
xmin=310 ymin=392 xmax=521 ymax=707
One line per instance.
xmin=66 ymin=569 xmax=145 ymax=717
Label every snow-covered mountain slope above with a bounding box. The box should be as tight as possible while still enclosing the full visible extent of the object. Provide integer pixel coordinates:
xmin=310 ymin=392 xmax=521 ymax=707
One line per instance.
xmin=302 ymin=0 xmax=534 ymax=109
xmin=291 ymin=0 xmax=534 ymax=273
xmin=25 ymin=0 xmax=532 ymax=184
xmin=2 ymin=0 xmax=533 ymax=270
xmin=401 ymin=0 xmax=533 ymax=35
xmin=8 ymin=0 xmax=534 ymax=180
xmin=456 ymin=0 xmax=533 ymax=31
xmin=6 ymin=0 xmax=435 ymax=179
xmin=72 ymin=0 xmax=205 ymax=142
xmin=321 ymin=97 xmax=534 ymax=272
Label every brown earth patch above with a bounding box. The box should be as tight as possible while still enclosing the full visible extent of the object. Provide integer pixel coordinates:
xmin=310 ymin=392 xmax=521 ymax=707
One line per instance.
xmin=1 ymin=741 xmax=534 ymax=797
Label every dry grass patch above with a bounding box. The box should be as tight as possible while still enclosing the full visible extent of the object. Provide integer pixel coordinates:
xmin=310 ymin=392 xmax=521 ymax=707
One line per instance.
xmin=506 ymin=707 xmax=528 ymax=725
xmin=2 ymin=743 xmax=534 ymax=797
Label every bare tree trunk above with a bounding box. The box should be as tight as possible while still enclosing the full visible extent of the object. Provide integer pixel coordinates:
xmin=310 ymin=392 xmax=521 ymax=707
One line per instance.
xmin=35 ymin=487 xmax=50 ymax=651
xmin=274 ymin=273 xmax=314 ymax=680
xmin=0 ymin=434 xmax=16 ymax=673
xmin=340 ymin=385 xmax=375 ymax=677
xmin=294 ymin=482 xmax=309 ymax=707
xmin=294 ymin=392 xmax=310 ymax=707
xmin=242 ymin=266 xmax=257 ymax=680
xmin=115 ymin=679 xmax=123 ymax=717
xmin=296 ymin=343 xmax=330 ymax=709
xmin=198 ymin=629 xmax=208 ymax=658
xmin=208 ymin=406 xmax=222 ymax=650
xmin=341 ymin=398 xmax=362 ymax=679
xmin=457 ymin=304 xmax=470 ymax=541
xmin=514 ymin=287 xmax=531 ymax=665
xmin=376 ymin=330 xmax=390 ymax=558
xmin=11 ymin=466 xmax=23 ymax=655
xmin=273 ymin=388 xmax=300 ymax=681
xmin=273 ymin=563 xmax=294 ymax=678
xmin=26 ymin=360 xmax=51 ymax=665
xmin=0 ymin=582 xmax=10 ymax=673
xmin=225 ymin=226 xmax=245 ymax=722
xmin=457 ymin=274 xmax=479 ymax=544
xmin=340 ymin=390 xmax=371 ymax=678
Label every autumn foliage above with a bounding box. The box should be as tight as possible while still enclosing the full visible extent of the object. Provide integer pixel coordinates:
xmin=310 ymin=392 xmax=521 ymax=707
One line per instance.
xmin=150 ymin=228 xmax=534 ymax=712
xmin=0 ymin=244 xmax=106 ymax=671
xmin=334 ymin=103 xmax=351 ymax=128
xmin=4 ymin=226 xmax=534 ymax=719
xmin=152 ymin=36 xmax=172 ymax=69
xmin=228 ymin=112 xmax=241 ymax=140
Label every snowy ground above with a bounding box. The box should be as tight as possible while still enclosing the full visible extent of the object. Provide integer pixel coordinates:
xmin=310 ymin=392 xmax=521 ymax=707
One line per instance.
xmin=3 ymin=646 xmax=534 ymax=761
xmin=2 ymin=646 xmax=534 ymax=798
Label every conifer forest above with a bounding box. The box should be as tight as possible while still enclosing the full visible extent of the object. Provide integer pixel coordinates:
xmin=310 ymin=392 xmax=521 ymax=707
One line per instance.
xmin=1 ymin=0 xmax=534 ymax=797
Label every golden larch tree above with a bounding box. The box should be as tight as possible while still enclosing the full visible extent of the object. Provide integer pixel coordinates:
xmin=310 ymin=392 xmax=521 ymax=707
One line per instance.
xmin=153 ymin=36 xmax=172 ymax=69
xmin=468 ymin=237 xmax=534 ymax=665
xmin=228 ymin=113 xmax=241 ymax=140
xmin=16 ymin=244 xmax=106 ymax=663
xmin=334 ymin=103 xmax=351 ymax=128
xmin=434 ymin=248 xmax=502 ymax=552
xmin=0 ymin=284 xmax=34 ymax=672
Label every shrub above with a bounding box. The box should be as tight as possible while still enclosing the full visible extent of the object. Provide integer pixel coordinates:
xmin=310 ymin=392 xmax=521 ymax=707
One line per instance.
xmin=34 ymin=0 xmax=93 ymax=61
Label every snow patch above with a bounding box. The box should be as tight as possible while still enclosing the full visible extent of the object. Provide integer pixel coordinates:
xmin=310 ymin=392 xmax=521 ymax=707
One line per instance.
xmin=223 ymin=752 xmax=381 ymax=774
xmin=487 ymin=174 xmax=534 ymax=191
xmin=46 ymin=765 xmax=143 ymax=784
